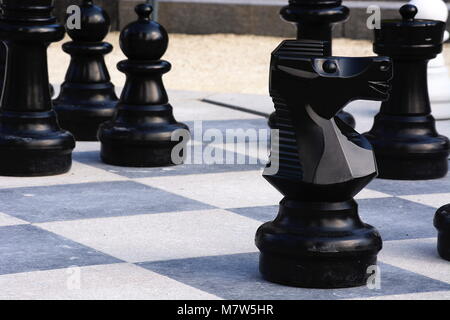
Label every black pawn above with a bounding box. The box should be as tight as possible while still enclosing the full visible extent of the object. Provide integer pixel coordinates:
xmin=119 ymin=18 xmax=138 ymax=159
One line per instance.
xmin=270 ymin=0 xmax=355 ymax=128
xmin=54 ymin=0 xmax=118 ymax=141
xmin=0 ymin=0 xmax=75 ymax=176
xmin=365 ymin=4 xmax=450 ymax=180
xmin=99 ymin=2 xmax=189 ymax=167
xmin=435 ymin=204 xmax=450 ymax=261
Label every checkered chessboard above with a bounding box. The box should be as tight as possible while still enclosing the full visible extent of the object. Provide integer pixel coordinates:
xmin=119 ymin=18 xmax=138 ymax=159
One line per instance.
xmin=0 ymin=89 xmax=449 ymax=300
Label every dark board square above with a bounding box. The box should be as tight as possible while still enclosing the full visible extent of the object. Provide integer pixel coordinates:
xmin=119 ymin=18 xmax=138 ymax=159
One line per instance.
xmin=0 ymin=224 xmax=120 ymax=275
xmin=139 ymin=252 xmax=450 ymax=300
xmin=0 ymin=181 xmax=212 ymax=223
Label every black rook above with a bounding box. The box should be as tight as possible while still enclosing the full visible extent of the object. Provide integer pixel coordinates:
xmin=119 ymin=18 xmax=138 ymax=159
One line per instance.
xmin=99 ymin=1 xmax=189 ymax=167
xmin=0 ymin=0 xmax=75 ymax=176
xmin=365 ymin=4 xmax=450 ymax=180
xmin=54 ymin=0 xmax=118 ymax=141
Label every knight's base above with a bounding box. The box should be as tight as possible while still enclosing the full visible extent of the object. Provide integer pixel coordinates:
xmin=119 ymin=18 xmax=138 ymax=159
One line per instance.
xmin=259 ymin=252 xmax=377 ymax=289
xmin=0 ymin=148 xmax=72 ymax=177
xmin=374 ymin=154 xmax=448 ymax=180
xmin=255 ymin=199 xmax=382 ymax=289
xmin=100 ymin=142 xmax=177 ymax=167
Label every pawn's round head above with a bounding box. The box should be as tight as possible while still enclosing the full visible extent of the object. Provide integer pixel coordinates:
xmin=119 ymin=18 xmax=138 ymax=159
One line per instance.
xmin=119 ymin=3 xmax=169 ymax=60
xmin=66 ymin=0 xmax=111 ymax=42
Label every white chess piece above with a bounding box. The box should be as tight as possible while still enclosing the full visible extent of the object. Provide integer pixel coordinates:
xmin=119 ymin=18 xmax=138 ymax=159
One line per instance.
xmin=410 ymin=0 xmax=450 ymax=120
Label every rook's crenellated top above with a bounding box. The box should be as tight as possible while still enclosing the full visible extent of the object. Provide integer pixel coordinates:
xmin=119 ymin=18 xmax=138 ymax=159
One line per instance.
xmin=374 ymin=4 xmax=445 ymax=58
xmin=0 ymin=0 xmax=56 ymax=24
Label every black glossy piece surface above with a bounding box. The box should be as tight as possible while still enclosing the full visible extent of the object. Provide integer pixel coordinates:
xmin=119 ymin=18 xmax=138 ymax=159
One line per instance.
xmin=0 ymin=41 xmax=4 ymax=91
xmin=54 ymin=0 xmax=118 ymax=141
xmin=0 ymin=6 xmax=5 ymax=92
xmin=270 ymin=0 xmax=355 ymax=128
xmin=281 ymin=0 xmax=349 ymax=48
xmin=256 ymin=40 xmax=392 ymax=288
xmin=0 ymin=0 xmax=75 ymax=177
xmin=0 ymin=8 xmax=54 ymax=98
xmin=98 ymin=2 xmax=189 ymax=167
xmin=435 ymin=204 xmax=450 ymax=261
xmin=365 ymin=4 xmax=450 ymax=180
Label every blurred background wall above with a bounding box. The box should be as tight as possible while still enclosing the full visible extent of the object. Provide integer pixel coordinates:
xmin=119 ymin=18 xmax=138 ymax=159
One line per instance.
xmin=54 ymin=0 xmax=449 ymax=39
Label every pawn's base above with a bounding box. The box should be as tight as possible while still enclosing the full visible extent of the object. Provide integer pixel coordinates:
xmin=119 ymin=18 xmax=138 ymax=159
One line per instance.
xmin=259 ymin=252 xmax=377 ymax=289
xmin=54 ymin=85 xmax=118 ymax=141
xmin=56 ymin=112 xmax=115 ymax=142
xmin=255 ymin=199 xmax=382 ymax=289
xmin=0 ymin=148 xmax=72 ymax=177
xmin=374 ymin=154 xmax=448 ymax=180
xmin=101 ymin=142 xmax=177 ymax=167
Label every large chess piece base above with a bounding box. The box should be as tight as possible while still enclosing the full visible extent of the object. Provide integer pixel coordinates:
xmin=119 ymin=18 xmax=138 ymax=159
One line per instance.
xmin=99 ymin=108 xmax=188 ymax=168
xmin=0 ymin=111 xmax=75 ymax=176
xmin=100 ymin=140 xmax=181 ymax=168
xmin=256 ymin=199 xmax=382 ymax=288
xmin=365 ymin=114 xmax=449 ymax=180
xmin=435 ymin=205 xmax=450 ymax=261
xmin=54 ymin=82 xmax=117 ymax=141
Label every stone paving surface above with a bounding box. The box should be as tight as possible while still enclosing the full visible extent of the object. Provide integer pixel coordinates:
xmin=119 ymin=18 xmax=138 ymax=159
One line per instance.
xmin=0 ymin=88 xmax=449 ymax=300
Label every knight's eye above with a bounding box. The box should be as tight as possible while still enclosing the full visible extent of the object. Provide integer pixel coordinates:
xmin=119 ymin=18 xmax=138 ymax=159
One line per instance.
xmin=379 ymin=61 xmax=390 ymax=72
xmin=323 ymin=61 xmax=337 ymax=74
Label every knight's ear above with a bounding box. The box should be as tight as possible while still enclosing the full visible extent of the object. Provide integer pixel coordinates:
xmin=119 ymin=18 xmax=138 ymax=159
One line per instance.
xmin=274 ymin=57 xmax=318 ymax=79
xmin=278 ymin=65 xmax=319 ymax=79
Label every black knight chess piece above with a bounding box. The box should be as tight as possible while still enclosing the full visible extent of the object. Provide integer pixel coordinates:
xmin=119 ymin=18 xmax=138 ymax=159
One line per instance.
xmin=435 ymin=204 xmax=450 ymax=261
xmin=364 ymin=4 xmax=450 ymax=180
xmin=53 ymin=0 xmax=118 ymax=141
xmin=269 ymin=0 xmax=355 ymax=129
xmin=99 ymin=2 xmax=189 ymax=167
xmin=256 ymin=40 xmax=393 ymax=288
xmin=0 ymin=0 xmax=75 ymax=176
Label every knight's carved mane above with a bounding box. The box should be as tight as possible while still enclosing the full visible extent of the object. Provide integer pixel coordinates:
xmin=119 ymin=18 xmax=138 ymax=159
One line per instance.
xmin=269 ymin=40 xmax=327 ymax=180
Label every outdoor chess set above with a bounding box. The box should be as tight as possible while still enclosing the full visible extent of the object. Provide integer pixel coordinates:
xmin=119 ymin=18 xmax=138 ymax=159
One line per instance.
xmin=0 ymin=0 xmax=450 ymax=300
